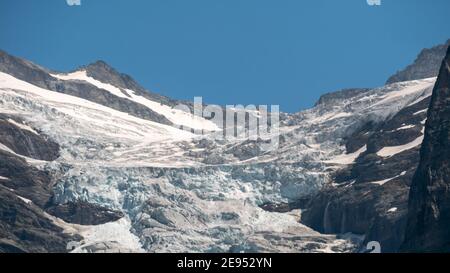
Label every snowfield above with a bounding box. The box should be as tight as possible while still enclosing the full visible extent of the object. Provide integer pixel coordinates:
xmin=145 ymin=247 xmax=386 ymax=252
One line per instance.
xmin=52 ymin=71 xmax=220 ymax=132
xmin=0 ymin=68 xmax=436 ymax=253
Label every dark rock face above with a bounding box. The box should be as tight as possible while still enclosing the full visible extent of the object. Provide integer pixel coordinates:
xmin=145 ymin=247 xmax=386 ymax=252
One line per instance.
xmin=387 ymin=40 xmax=450 ymax=84
xmin=0 ymin=186 xmax=81 ymax=253
xmin=0 ymin=149 xmax=82 ymax=253
xmin=83 ymin=60 xmax=178 ymax=107
xmin=315 ymin=88 xmax=371 ymax=107
xmin=402 ymin=47 xmax=450 ymax=252
xmin=0 ymin=115 xmax=60 ymax=161
xmin=260 ymin=199 xmax=310 ymax=213
xmin=46 ymin=201 xmax=124 ymax=226
xmin=0 ymin=114 xmax=124 ymax=252
xmin=0 ymin=150 xmax=54 ymax=208
xmin=302 ymin=94 xmax=430 ymax=252
xmin=303 ymin=183 xmax=410 ymax=251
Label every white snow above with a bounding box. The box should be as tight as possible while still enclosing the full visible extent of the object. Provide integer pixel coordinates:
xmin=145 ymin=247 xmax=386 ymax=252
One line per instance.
xmin=1 ymin=68 xmax=437 ymax=253
xmin=374 ymin=78 xmax=435 ymax=107
xmin=0 ymin=176 xmax=9 ymax=180
xmin=0 ymin=72 xmax=194 ymax=143
xmin=0 ymin=143 xmax=15 ymax=154
xmin=52 ymin=71 xmax=130 ymax=99
xmin=377 ymin=135 xmax=424 ymax=158
xmin=72 ymin=218 xmax=144 ymax=253
xmin=371 ymin=171 xmax=407 ymax=186
xmin=126 ymin=90 xmax=220 ymax=132
xmin=371 ymin=178 xmax=394 ymax=186
xmin=16 ymin=195 xmax=33 ymax=205
xmin=7 ymin=118 xmax=39 ymax=135
xmin=413 ymin=109 xmax=428 ymax=116
xmin=43 ymin=212 xmax=144 ymax=253
xmin=388 ymin=207 xmax=398 ymax=213
xmin=395 ymin=124 xmax=416 ymax=131
xmin=52 ymin=71 xmax=220 ymax=132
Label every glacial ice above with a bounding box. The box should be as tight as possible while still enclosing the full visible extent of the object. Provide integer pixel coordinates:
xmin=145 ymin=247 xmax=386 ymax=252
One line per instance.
xmin=0 ymin=71 xmax=436 ymax=252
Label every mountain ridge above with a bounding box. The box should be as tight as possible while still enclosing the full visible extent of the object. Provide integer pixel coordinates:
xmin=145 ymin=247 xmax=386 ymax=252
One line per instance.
xmin=0 ymin=41 xmax=448 ymax=253
xmin=402 ymin=46 xmax=450 ymax=252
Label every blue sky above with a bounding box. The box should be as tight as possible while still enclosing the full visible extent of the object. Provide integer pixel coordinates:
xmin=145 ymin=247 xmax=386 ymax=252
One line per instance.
xmin=1 ymin=0 xmax=450 ymax=112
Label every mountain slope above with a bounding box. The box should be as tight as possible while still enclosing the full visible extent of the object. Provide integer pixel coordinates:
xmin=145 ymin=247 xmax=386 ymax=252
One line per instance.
xmin=0 ymin=41 xmax=447 ymax=253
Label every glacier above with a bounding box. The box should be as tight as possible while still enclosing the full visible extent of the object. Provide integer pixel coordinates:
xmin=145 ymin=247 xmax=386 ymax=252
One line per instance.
xmin=0 ymin=66 xmax=436 ymax=253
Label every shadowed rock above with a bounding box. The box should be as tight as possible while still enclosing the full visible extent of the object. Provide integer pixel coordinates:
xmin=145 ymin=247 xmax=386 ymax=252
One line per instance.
xmin=402 ymin=46 xmax=450 ymax=252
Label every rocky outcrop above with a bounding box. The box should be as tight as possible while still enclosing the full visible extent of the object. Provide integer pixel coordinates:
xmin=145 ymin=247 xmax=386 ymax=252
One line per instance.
xmin=0 ymin=149 xmax=82 ymax=252
xmin=315 ymin=88 xmax=371 ymax=107
xmin=0 ymin=115 xmax=60 ymax=161
xmin=46 ymin=201 xmax=124 ymax=226
xmin=401 ymin=47 xmax=450 ymax=252
xmin=0 ymin=185 xmax=81 ymax=253
xmin=387 ymin=40 xmax=450 ymax=84
xmin=301 ymin=93 xmax=431 ymax=252
xmin=83 ymin=60 xmax=179 ymax=107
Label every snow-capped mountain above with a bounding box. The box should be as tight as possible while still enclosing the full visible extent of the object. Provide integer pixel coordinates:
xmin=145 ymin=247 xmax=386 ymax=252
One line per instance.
xmin=0 ymin=41 xmax=448 ymax=253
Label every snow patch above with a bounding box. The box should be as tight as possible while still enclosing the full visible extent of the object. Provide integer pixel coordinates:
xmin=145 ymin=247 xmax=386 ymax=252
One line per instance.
xmin=377 ymin=136 xmax=424 ymax=157
xmin=16 ymin=195 xmax=33 ymax=205
xmin=52 ymin=71 xmax=220 ymax=132
xmin=388 ymin=207 xmax=398 ymax=213
xmin=413 ymin=109 xmax=428 ymax=116
xmin=72 ymin=217 xmax=144 ymax=253
xmin=371 ymin=171 xmax=407 ymax=186
xmin=0 ymin=72 xmax=194 ymax=143
xmin=394 ymin=124 xmax=416 ymax=131
xmin=375 ymin=78 xmax=435 ymax=107
xmin=0 ymin=142 xmax=16 ymax=154
xmin=44 ymin=212 xmax=144 ymax=253
xmin=52 ymin=71 xmax=129 ymax=99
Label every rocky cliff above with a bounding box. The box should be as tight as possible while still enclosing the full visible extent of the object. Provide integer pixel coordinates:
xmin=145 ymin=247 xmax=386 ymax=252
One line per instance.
xmin=401 ymin=46 xmax=450 ymax=252
xmin=1 ymin=40 xmax=447 ymax=253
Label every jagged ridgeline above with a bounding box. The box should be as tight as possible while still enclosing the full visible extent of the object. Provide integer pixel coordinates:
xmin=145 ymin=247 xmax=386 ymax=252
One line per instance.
xmin=0 ymin=40 xmax=449 ymax=253
xmin=402 ymin=46 xmax=450 ymax=253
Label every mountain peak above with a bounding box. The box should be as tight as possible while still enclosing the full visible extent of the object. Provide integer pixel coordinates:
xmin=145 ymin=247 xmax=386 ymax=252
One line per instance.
xmin=84 ymin=60 xmax=117 ymax=74
xmin=386 ymin=39 xmax=450 ymax=84
xmin=77 ymin=59 xmax=147 ymax=94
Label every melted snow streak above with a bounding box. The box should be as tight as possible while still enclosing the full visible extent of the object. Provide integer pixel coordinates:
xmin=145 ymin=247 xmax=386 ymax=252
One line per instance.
xmin=0 ymin=70 xmax=436 ymax=253
xmin=7 ymin=118 xmax=39 ymax=135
